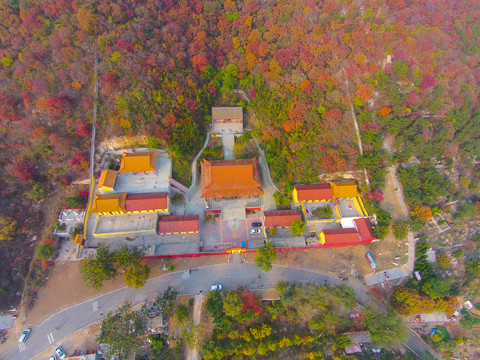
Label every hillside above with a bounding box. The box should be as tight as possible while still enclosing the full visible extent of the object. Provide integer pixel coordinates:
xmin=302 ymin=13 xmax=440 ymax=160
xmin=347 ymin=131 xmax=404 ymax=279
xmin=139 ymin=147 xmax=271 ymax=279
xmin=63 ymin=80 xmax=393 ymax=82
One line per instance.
xmin=0 ymin=0 xmax=479 ymax=311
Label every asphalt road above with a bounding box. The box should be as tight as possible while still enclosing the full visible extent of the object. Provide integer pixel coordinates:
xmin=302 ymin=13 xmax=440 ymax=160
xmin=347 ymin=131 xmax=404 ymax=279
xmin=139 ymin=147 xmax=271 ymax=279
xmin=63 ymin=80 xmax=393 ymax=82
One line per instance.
xmin=2 ymin=257 xmax=435 ymax=360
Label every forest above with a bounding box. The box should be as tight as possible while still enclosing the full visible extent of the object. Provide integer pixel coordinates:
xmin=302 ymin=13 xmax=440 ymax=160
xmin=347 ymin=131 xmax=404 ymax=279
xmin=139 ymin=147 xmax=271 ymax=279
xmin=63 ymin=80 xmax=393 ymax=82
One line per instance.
xmin=0 ymin=0 xmax=480 ymax=310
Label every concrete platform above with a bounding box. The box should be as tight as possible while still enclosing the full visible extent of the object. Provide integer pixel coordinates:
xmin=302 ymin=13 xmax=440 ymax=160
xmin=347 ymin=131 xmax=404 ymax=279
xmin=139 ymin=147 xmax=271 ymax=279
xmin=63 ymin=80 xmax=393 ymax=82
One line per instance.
xmin=93 ymin=213 xmax=158 ymax=236
xmin=113 ymin=150 xmax=171 ymax=194
xmin=338 ymin=199 xmax=362 ymax=218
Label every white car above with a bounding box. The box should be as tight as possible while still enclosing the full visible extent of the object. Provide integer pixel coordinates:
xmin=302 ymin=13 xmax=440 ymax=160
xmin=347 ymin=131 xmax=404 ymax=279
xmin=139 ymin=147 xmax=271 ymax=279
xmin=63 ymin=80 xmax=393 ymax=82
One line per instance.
xmin=250 ymin=228 xmax=261 ymax=235
xmin=211 ymin=284 xmax=223 ymax=291
xmin=55 ymin=346 xmax=66 ymax=359
xmin=49 ymin=357 xmax=56 ymax=360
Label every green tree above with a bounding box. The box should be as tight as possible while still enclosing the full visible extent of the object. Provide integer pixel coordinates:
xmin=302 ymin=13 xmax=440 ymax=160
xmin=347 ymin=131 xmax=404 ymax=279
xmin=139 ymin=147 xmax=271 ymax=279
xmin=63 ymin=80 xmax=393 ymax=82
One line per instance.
xmin=80 ymin=245 xmax=117 ymax=289
xmin=158 ymin=286 xmax=178 ymax=318
xmin=290 ymin=219 xmax=305 ymax=236
xmin=363 ymin=307 xmax=407 ymax=349
xmin=437 ymin=254 xmax=451 ymax=269
xmin=36 ymin=242 xmax=57 ymax=260
xmin=392 ymin=221 xmax=409 ymax=240
xmin=422 ymin=278 xmax=451 ymax=299
xmin=452 ymin=249 xmax=464 ymax=258
xmin=181 ymin=318 xmax=202 ymax=349
xmin=372 ymin=225 xmax=389 ymax=239
xmin=98 ymin=300 xmax=147 ymax=359
xmin=124 ymin=262 xmax=150 ymax=289
xmin=223 ymin=291 xmax=243 ymax=318
xmin=312 ymin=205 xmax=333 ymax=218
xmin=176 ymin=304 xmax=189 ymax=323
xmin=456 ymin=203 xmax=477 ymax=219
xmin=465 ymin=258 xmax=480 ymax=277
xmin=255 ymin=241 xmax=277 ymax=272
xmin=115 ymin=246 xmax=150 ymax=289
xmin=0 ymin=217 xmax=17 ymax=241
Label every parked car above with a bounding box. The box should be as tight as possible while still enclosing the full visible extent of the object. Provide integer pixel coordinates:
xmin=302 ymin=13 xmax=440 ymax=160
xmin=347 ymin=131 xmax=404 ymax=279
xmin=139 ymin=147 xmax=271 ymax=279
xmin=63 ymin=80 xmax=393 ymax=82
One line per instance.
xmin=250 ymin=228 xmax=261 ymax=234
xmin=252 ymin=222 xmax=262 ymax=227
xmin=55 ymin=346 xmax=66 ymax=359
xmin=18 ymin=328 xmax=31 ymax=343
xmin=49 ymin=356 xmax=56 ymax=360
xmin=211 ymin=284 xmax=223 ymax=291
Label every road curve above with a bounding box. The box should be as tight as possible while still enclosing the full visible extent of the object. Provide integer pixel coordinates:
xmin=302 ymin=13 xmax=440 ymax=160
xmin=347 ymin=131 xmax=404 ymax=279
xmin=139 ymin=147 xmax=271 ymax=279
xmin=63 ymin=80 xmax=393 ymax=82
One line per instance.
xmin=4 ymin=261 xmax=367 ymax=360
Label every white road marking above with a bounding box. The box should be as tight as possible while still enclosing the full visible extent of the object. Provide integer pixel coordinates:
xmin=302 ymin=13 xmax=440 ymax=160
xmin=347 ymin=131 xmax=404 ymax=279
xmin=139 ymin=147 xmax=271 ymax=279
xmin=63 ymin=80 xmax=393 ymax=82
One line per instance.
xmin=92 ymin=301 xmax=98 ymax=311
xmin=47 ymin=333 xmax=54 ymax=344
xmin=18 ymin=343 xmax=26 ymax=352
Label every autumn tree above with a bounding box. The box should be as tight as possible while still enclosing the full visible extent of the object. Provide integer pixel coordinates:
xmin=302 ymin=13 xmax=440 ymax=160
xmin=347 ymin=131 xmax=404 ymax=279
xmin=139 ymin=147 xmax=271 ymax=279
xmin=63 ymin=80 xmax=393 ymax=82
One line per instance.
xmin=255 ymin=241 xmax=277 ymax=272
xmin=80 ymin=245 xmax=117 ymax=290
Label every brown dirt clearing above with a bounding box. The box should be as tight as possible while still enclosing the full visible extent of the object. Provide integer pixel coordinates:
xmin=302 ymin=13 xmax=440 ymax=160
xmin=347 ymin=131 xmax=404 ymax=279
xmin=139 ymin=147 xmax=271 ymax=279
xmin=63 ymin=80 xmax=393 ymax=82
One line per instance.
xmin=26 ymin=255 xmax=226 ymax=325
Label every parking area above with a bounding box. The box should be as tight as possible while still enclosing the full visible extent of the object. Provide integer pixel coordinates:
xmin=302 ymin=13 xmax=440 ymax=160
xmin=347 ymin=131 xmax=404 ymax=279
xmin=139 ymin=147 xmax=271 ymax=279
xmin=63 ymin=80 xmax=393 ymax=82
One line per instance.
xmin=200 ymin=210 xmax=264 ymax=251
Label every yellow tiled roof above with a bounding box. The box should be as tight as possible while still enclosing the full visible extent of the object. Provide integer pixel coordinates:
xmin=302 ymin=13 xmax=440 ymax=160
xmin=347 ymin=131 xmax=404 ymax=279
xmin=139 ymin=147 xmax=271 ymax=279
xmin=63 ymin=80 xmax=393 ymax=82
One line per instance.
xmin=97 ymin=169 xmax=118 ymax=189
xmin=329 ymin=180 xmax=361 ymax=198
xmin=118 ymin=151 xmax=157 ymax=173
xmin=90 ymin=193 xmax=127 ymax=213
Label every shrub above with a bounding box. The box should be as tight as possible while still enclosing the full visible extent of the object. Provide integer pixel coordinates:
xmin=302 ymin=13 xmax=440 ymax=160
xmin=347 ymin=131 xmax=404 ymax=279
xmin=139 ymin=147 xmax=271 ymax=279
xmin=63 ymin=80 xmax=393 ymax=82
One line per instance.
xmin=452 ymin=249 xmax=464 ymax=258
xmin=171 ymin=193 xmax=184 ymax=204
xmin=36 ymin=242 xmax=57 ymax=260
xmin=312 ymin=205 xmax=333 ymax=218
xmin=168 ymin=265 xmax=175 ymax=272
xmin=290 ymin=219 xmax=305 ymax=236
xmin=269 ymin=227 xmax=277 ymax=236
xmin=437 ymin=254 xmax=451 ymax=269
xmin=56 ymin=223 xmax=66 ymax=231
xmin=393 ymin=221 xmax=409 ymax=240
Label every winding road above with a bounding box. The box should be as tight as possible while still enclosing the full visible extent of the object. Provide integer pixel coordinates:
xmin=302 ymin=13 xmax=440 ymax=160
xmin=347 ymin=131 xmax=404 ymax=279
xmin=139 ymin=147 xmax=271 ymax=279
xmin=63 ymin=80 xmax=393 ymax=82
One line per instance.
xmin=3 ymin=256 xmax=436 ymax=360
xmin=3 ymin=258 xmax=367 ymax=360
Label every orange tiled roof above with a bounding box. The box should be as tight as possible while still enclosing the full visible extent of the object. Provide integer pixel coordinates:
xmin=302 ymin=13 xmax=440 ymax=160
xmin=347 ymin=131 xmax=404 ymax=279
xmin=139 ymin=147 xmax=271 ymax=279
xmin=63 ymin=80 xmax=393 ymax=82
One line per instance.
xmin=329 ymin=180 xmax=361 ymax=198
xmin=125 ymin=193 xmax=168 ymax=212
xmin=118 ymin=151 xmax=157 ymax=173
xmin=158 ymin=215 xmax=199 ymax=234
xmin=201 ymin=159 xmax=263 ymax=198
xmin=97 ymin=169 xmax=118 ymax=189
xmin=263 ymin=210 xmax=302 ymax=228
xmin=295 ymin=183 xmax=333 ymax=201
xmin=90 ymin=193 xmax=127 ymax=213
xmin=353 ymin=218 xmax=375 ymax=242
xmin=322 ymin=228 xmax=360 ymax=245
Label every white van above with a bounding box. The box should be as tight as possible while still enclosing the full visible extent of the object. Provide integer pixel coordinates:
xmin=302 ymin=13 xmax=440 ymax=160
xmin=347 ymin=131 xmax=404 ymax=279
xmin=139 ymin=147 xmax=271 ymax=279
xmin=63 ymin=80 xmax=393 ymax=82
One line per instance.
xmin=18 ymin=328 xmax=31 ymax=343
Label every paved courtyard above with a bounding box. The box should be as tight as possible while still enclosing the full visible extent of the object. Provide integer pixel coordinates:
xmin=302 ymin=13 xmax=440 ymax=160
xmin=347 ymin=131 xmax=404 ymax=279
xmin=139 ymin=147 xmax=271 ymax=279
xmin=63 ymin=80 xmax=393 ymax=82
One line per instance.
xmin=303 ymin=201 xmax=338 ymax=221
xmin=93 ymin=213 xmax=158 ymax=237
xmin=113 ymin=150 xmax=171 ymax=194
xmin=338 ymin=199 xmax=362 ymax=218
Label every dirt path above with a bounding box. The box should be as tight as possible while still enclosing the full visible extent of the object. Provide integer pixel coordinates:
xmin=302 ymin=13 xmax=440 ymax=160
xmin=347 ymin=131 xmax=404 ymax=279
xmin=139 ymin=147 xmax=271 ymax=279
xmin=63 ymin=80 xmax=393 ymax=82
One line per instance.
xmin=186 ymin=293 xmax=205 ymax=360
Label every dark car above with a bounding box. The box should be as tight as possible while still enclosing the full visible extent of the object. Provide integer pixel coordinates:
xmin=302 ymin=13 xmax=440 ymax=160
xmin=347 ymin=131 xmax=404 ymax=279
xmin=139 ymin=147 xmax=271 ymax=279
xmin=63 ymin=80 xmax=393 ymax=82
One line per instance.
xmin=252 ymin=222 xmax=262 ymax=227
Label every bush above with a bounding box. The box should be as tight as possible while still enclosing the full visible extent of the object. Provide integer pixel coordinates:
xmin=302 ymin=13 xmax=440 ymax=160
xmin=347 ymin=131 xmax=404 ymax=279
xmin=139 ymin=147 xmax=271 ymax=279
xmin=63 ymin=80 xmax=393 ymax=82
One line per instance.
xmin=36 ymin=242 xmax=57 ymax=260
xmin=171 ymin=193 xmax=184 ymax=204
xmin=372 ymin=225 xmax=389 ymax=239
xmin=416 ymin=241 xmax=428 ymax=257
xmin=409 ymin=216 xmax=426 ymax=232
xmin=312 ymin=205 xmax=333 ymax=218
xmin=452 ymin=249 xmax=464 ymax=258
xmin=393 ymin=221 xmax=409 ymax=240
xmin=55 ymin=223 xmax=66 ymax=231
xmin=437 ymin=254 xmax=451 ymax=269
xmin=168 ymin=265 xmax=175 ymax=272
xmin=269 ymin=227 xmax=277 ymax=236
xmin=290 ymin=219 xmax=305 ymax=236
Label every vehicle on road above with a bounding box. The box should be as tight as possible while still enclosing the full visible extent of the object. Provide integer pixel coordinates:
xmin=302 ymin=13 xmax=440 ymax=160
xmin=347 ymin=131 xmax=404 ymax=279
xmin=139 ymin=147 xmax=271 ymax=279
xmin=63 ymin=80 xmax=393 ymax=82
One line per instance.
xmin=252 ymin=222 xmax=262 ymax=227
xmin=49 ymin=356 xmax=56 ymax=360
xmin=211 ymin=284 xmax=223 ymax=291
xmin=250 ymin=228 xmax=261 ymax=234
xmin=55 ymin=346 xmax=66 ymax=359
xmin=18 ymin=328 xmax=31 ymax=343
